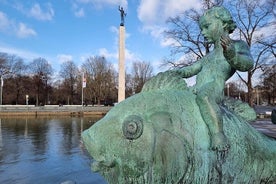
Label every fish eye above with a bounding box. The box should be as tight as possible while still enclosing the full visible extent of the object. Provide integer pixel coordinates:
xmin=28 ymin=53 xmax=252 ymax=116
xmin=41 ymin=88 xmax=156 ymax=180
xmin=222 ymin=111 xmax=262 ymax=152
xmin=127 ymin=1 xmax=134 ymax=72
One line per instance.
xmin=122 ymin=115 xmax=143 ymax=140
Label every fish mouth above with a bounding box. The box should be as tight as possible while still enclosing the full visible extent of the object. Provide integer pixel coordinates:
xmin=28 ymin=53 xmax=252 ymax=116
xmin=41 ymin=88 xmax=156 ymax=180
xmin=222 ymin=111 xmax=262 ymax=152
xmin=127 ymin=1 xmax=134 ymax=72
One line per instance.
xmin=91 ymin=158 xmax=116 ymax=172
xmin=82 ymin=130 xmax=116 ymax=172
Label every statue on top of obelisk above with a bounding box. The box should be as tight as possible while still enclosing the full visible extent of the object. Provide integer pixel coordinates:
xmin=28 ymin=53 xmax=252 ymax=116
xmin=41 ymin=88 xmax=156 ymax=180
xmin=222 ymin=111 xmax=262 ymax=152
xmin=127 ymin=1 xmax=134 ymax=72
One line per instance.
xmin=118 ymin=6 xmax=126 ymax=26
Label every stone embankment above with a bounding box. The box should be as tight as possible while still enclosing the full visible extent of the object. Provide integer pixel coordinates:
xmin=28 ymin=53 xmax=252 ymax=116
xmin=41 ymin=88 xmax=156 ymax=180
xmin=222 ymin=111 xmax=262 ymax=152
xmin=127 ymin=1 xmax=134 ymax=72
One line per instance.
xmin=0 ymin=105 xmax=112 ymax=117
xmin=254 ymin=105 xmax=275 ymax=119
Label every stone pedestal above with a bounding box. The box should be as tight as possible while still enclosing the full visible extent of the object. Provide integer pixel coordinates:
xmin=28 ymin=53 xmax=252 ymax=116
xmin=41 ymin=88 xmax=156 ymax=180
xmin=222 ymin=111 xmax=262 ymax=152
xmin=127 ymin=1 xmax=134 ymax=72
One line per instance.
xmin=118 ymin=26 xmax=125 ymax=102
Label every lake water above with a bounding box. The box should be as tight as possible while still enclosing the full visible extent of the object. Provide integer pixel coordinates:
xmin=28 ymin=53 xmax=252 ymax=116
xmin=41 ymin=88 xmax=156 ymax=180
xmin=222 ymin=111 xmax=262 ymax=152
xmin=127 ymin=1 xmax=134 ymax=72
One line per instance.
xmin=0 ymin=117 xmax=107 ymax=184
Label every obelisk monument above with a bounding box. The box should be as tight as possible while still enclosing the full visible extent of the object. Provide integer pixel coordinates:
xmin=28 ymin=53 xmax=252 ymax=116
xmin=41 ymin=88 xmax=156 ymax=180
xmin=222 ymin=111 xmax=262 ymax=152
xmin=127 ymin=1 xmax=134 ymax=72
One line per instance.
xmin=118 ymin=6 xmax=126 ymax=102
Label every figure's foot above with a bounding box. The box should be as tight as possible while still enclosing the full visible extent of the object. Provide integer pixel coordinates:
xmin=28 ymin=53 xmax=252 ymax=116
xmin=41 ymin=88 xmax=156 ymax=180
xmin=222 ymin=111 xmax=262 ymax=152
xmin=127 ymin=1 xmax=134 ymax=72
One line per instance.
xmin=211 ymin=132 xmax=230 ymax=151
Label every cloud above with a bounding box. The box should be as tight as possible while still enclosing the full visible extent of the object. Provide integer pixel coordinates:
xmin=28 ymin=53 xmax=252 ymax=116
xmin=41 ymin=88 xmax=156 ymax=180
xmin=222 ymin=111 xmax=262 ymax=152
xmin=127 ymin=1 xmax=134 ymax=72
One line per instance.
xmin=97 ymin=48 xmax=123 ymax=63
xmin=160 ymin=36 xmax=178 ymax=47
xmin=97 ymin=47 xmax=139 ymax=72
xmin=57 ymin=54 xmax=73 ymax=63
xmin=137 ymin=0 xmax=159 ymax=25
xmin=72 ymin=0 xmax=127 ymax=18
xmin=98 ymin=48 xmax=117 ymax=59
xmin=0 ymin=11 xmax=36 ymax=38
xmin=13 ymin=2 xmax=54 ymax=21
xmin=137 ymin=0 xmax=201 ymax=47
xmin=0 ymin=11 xmax=11 ymax=32
xmin=76 ymin=0 xmax=128 ymax=8
xmin=0 ymin=44 xmax=40 ymax=61
xmin=74 ymin=8 xmax=85 ymax=17
xmin=29 ymin=3 xmax=54 ymax=21
xmin=254 ymin=23 xmax=276 ymax=40
xmin=0 ymin=44 xmax=59 ymax=73
xmin=72 ymin=0 xmax=128 ymax=18
xmin=71 ymin=2 xmax=85 ymax=17
xmin=230 ymin=19 xmax=276 ymax=45
xmin=138 ymin=0 xmax=201 ymax=25
xmin=110 ymin=25 xmax=130 ymax=40
xmin=16 ymin=23 xmax=37 ymax=38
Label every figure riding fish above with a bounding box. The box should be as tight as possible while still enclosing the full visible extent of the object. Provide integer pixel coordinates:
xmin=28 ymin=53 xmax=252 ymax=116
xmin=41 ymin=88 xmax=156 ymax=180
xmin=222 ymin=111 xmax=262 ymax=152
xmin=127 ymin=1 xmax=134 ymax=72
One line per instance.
xmin=82 ymin=6 xmax=276 ymax=184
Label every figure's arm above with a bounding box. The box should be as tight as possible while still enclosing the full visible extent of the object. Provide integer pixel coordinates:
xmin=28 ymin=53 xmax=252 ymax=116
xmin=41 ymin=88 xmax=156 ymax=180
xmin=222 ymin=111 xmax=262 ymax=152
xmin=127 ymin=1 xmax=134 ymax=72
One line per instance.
xmin=221 ymin=35 xmax=254 ymax=71
xmin=172 ymin=61 xmax=202 ymax=78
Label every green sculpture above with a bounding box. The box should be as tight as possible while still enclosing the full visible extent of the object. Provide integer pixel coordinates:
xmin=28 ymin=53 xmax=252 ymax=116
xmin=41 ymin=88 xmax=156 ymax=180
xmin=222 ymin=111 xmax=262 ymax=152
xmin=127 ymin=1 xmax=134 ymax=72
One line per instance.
xmin=167 ymin=6 xmax=254 ymax=151
xmin=82 ymin=6 xmax=276 ymax=183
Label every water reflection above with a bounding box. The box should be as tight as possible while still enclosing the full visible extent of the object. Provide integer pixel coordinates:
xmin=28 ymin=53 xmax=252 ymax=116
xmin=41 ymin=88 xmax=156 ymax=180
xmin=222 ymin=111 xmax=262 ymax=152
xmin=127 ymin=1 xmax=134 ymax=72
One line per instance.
xmin=0 ymin=119 xmax=2 ymax=151
xmin=0 ymin=117 xmax=107 ymax=184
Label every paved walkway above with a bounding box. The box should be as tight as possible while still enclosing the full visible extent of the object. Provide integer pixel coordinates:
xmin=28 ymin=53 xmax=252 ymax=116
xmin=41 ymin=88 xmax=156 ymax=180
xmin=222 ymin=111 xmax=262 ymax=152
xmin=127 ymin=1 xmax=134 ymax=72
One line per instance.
xmin=251 ymin=119 xmax=276 ymax=139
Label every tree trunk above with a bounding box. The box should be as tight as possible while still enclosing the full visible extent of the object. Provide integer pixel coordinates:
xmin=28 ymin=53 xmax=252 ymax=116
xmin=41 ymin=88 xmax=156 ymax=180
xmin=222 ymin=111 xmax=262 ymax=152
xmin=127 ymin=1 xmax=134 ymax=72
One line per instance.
xmin=247 ymin=71 xmax=254 ymax=107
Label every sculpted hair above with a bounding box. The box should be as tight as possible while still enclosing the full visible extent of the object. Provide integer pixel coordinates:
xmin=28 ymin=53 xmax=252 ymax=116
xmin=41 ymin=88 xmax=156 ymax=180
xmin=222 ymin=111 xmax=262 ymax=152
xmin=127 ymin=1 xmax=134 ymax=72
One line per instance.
xmin=201 ymin=6 xmax=237 ymax=33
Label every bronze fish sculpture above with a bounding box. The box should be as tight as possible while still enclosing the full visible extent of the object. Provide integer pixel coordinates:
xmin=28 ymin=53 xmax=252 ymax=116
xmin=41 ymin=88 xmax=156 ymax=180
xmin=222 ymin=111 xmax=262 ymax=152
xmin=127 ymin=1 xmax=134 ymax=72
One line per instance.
xmin=82 ymin=73 xmax=276 ymax=183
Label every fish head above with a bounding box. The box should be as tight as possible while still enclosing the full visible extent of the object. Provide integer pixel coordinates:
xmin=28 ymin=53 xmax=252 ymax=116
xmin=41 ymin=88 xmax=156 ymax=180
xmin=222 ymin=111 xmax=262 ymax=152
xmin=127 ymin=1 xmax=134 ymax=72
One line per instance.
xmin=82 ymin=92 xmax=194 ymax=183
xmin=82 ymin=94 xmax=155 ymax=181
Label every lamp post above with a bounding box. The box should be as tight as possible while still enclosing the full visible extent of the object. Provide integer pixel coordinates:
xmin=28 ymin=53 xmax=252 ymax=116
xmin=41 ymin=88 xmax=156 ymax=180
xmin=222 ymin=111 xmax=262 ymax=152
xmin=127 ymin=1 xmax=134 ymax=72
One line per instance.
xmin=26 ymin=95 xmax=29 ymax=105
xmin=227 ymin=83 xmax=230 ymax=97
xmin=256 ymin=88 xmax=259 ymax=106
xmin=0 ymin=76 xmax=3 ymax=105
xmin=41 ymin=75 xmax=48 ymax=105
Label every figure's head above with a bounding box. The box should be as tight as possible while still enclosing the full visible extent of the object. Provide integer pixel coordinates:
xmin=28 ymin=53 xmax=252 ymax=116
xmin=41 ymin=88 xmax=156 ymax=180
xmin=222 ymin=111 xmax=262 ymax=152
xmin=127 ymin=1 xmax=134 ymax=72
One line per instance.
xmin=199 ymin=6 xmax=236 ymax=42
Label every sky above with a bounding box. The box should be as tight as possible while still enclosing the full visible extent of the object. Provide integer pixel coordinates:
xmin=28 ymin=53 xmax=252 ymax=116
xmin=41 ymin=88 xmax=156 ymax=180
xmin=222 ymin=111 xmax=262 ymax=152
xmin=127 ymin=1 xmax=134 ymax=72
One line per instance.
xmin=0 ymin=0 xmax=202 ymax=75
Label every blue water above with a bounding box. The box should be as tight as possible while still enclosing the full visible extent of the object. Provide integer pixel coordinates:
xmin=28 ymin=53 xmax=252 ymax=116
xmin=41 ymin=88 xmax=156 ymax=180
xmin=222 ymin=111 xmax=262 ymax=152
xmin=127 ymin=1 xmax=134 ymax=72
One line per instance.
xmin=0 ymin=117 xmax=107 ymax=184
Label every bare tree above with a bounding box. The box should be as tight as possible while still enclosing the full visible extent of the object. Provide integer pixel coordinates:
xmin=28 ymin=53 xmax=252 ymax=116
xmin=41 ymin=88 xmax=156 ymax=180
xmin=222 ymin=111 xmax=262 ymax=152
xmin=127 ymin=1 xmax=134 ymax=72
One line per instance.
xmin=0 ymin=52 xmax=11 ymax=77
xmin=228 ymin=0 xmax=276 ymax=106
xmin=125 ymin=73 xmax=133 ymax=97
xmin=29 ymin=57 xmax=53 ymax=106
xmin=0 ymin=52 xmax=26 ymax=76
xmin=0 ymin=52 xmax=27 ymax=104
xmin=131 ymin=61 xmax=153 ymax=94
xmin=59 ymin=61 xmax=79 ymax=104
xmin=163 ymin=0 xmax=223 ymax=68
xmin=81 ymin=56 xmax=117 ymax=105
xmin=260 ymin=64 xmax=276 ymax=105
xmin=164 ymin=10 xmax=206 ymax=67
xmin=224 ymin=81 xmax=247 ymax=101
xmin=203 ymin=0 xmax=224 ymax=9
xmin=163 ymin=0 xmax=276 ymax=106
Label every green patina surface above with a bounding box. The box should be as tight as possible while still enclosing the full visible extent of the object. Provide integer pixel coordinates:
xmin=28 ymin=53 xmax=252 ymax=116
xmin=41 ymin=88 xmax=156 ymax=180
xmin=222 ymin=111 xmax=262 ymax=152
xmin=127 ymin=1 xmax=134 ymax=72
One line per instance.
xmin=82 ymin=6 xmax=276 ymax=183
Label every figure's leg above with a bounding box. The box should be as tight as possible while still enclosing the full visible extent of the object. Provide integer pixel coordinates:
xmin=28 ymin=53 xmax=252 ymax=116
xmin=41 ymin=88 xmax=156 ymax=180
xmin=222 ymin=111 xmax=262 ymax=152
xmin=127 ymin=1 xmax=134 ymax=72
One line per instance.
xmin=196 ymin=85 xmax=229 ymax=151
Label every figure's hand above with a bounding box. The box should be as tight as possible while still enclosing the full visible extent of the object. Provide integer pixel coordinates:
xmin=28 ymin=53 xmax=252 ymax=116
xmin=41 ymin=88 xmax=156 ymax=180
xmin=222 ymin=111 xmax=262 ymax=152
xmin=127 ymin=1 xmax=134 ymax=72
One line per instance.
xmin=162 ymin=70 xmax=181 ymax=77
xmin=220 ymin=34 xmax=232 ymax=52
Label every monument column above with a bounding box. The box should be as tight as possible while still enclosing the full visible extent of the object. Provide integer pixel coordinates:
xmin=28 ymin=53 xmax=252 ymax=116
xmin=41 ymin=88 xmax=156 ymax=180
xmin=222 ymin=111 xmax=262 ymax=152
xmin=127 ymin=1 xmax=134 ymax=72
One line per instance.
xmin=118 ymin=6 xmax=126 ymax=102
xmin=118 ymin=25 xmax=125 ymax=102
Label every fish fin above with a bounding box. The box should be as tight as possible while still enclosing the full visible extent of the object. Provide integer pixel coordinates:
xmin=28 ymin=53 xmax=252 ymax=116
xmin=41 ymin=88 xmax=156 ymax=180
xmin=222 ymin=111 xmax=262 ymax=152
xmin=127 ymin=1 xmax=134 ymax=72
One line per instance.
xmin=150 ymin=112 xmax=193 ymax=182
xmin=142 ymin=71 xmax=188 ymax=92
xmin=222 ymin=97 xmax=257 ymax=122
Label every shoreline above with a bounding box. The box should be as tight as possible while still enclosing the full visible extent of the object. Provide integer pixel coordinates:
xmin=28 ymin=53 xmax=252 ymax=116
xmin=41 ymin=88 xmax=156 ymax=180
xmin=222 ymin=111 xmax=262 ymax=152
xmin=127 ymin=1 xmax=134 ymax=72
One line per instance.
xmin=0 ymin=105 xmax=112 ymax=117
